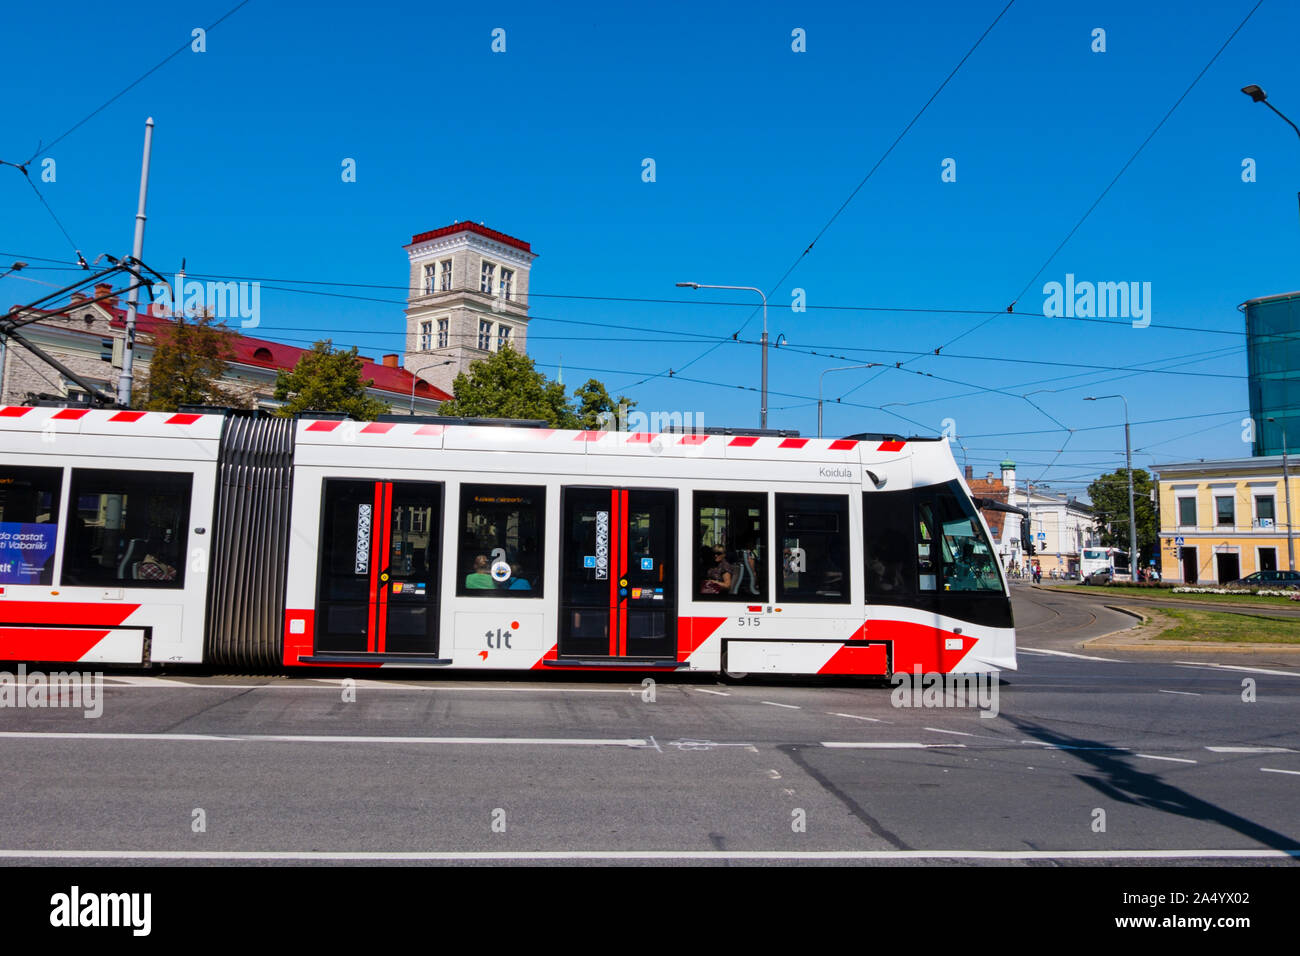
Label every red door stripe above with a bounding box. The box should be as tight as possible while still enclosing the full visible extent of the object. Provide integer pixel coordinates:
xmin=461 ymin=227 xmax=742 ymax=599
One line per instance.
xmin=366 ymin=483 xmax=383 ymax=653
xmin=376 ymin=482 xmax=393 ymax=653
xmin=608 ymin=489 xmax=619 ymax=657
xmin=619 ymin=489 xmax=629 ymax=656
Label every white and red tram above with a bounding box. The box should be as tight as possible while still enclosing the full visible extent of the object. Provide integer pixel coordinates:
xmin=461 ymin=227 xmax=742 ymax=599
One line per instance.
xmin=0 ymin=405 xmax=1015 ymax=676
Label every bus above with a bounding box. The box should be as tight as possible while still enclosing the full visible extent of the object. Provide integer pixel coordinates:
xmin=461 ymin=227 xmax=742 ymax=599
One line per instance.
xmin=0 ymin=405 xmax=1016 ymax=677
xmin=1080 ymin=547 xmax=1131 ymax=584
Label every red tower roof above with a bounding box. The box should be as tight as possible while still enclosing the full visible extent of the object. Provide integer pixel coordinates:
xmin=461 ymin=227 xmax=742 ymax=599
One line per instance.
xmin=408 ymin=221 xmax=533 ymax=254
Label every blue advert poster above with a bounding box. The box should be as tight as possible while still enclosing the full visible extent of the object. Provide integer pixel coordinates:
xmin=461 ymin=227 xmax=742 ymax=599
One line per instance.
xmin=0 ymin=522 xmax=58 ymax=585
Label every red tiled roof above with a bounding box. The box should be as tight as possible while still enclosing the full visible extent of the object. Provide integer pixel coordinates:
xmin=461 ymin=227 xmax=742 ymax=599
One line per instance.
xmin=408 ymin=221 xmax=533 ymax=254
xmin=89 ymin=306 xmax=452 ymax=401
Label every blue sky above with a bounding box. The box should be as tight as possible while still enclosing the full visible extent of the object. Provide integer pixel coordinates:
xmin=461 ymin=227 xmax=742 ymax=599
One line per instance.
xmin=2 ymin=0 xmax=1298 ymax=498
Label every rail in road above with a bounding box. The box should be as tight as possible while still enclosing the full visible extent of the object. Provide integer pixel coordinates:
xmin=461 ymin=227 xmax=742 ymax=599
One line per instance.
xmin=1025 ymin=583 xmax=1300 ymax=619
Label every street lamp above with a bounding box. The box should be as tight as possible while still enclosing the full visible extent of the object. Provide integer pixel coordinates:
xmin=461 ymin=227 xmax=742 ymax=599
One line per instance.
xmin=817 ymin=363 xmax=877 ymax=437
xmin=1267 ymin=416 xmax=1295 ymax=571
xmin=410 ymin=359 xmax=453 ymax=414
xmin=1241 ymin=85 xmax=1300 ymax=224
xmin=1086 ymin=395 xmax=1139 ymax=580
xmin=677 ymin=281 xmax=768 ymax=428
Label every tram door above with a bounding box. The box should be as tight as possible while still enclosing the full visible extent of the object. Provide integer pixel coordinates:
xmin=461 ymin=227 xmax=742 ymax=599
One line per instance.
xmin=559 ymin=488 xmax=676 ymax=660
xmin=315 ymin=479 xmax=442 ymax=656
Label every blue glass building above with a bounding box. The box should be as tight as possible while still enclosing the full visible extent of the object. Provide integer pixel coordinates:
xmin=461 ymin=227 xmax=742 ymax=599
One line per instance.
xmin=1244 ymin=290 xmax=1300 ymax=457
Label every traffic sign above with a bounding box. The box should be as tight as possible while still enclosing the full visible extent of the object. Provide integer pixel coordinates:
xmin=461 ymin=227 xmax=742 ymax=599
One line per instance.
xmin=1174 ymin=536 xmax=1184 ymax=545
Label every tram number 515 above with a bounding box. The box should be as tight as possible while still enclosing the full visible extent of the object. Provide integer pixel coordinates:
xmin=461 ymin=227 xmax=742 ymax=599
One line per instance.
xmin=736 ymin=616 xmax=761 ymax=627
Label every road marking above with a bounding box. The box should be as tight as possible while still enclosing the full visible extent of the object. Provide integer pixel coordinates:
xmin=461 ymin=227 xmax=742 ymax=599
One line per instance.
xmin=821 ymin=742 xmax=965 ymax=749
xmin=1261 ymin=767 xmax=1300 ymax=777
xmin=694 ymin=688 xmax=730 ymax=696
xmin=92 ymin=682 xmax=641 ymax=694
xmin=0 ymin=848 xmax=1293 ymax=862
xmin=925 ymin=727 xmax=976 ymax=737
xmin=0 ymin=731 xmax=648 ymax=748
xmin=1133 ymin=754 xmax=1197 ymax=764
xmin=1206 ymin=746 xmax=1296 ymax=754
xmin=1158 ymin=689 xmax=1201 ymax=696
xmin=762 ymin=701 xmax=800 ymax=710
xmin=1019 ymin=647 xmax=1122 ymax=662
xmin=103 ymin=676 xmax=201 ymax=687
xmin=830 ymin=712 xmax=886 ymax=722
xmin=1175 ymin=662 xmax=1300 ymax=678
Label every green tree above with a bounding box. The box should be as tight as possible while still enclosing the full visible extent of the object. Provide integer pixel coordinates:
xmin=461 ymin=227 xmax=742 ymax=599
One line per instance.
xmin=572 ymin=378 xmax=638 ymax=430
xmin=136 ymin=311 xmax=250 ymax=411
xmin=439 ymin=345 xmax=580 ymax=427
xmin=273 ymin=339 xmax=389 ymax=421
xmin=1086 ymin=468 xmax=1158 ymax=568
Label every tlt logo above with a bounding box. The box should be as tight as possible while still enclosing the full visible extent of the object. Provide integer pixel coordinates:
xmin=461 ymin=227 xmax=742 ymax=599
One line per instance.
xmin=484 ymin=628 xmax=513 ymax=649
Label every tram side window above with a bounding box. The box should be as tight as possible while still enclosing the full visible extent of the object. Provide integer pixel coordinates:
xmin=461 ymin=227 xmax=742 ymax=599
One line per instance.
xmin=694 ymin=491 xmax=767 ymax=601
xmin=61 ymin=469 xmax=192 ymax=588
xmin=863 ymin=489 xmax=916 ymax=600
xmin=919 ymin=481 xmax=1002 ymax=593
xmin=0 ymin=466 xmax=63 ymax=586
xmin=457 ymin=484 xmax=545 ymax=596
xmin=777 ymin=494 xmax=850 ymax=603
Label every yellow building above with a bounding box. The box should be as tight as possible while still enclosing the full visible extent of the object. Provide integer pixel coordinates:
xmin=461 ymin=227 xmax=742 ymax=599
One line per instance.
xmin=1155 ymin=456 xmax=1298 ymax=584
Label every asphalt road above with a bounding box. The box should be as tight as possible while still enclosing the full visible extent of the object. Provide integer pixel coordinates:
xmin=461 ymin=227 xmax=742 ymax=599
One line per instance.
xmin=0 ymin=588 xmax=1296 ymax=867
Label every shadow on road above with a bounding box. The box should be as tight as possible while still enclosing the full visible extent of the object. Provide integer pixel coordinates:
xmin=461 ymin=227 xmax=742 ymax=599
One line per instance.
xmin=1004 ymin=713 xmax=1300 ymax=854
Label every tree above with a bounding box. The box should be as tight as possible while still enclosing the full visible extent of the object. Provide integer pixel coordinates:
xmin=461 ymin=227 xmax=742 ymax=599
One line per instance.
xmin=135 ymin=311 xmax=250 ymax=411
xmin=1086 ymin=468 xmax=1158 ymax=568
xmin=572 ymin=378 xmax=637 ymax=430
xmin=438 ymin=345 xmax=580 ymax=427
xmin=273 ymin=339 xmax=389 ymax=421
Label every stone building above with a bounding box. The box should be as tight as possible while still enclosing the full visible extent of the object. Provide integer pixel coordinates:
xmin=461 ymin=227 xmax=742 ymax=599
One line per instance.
xmin=402 ymin=221 xmax=537 ymax=396
xmin=1 ymin=287 xmax=452 ymax=413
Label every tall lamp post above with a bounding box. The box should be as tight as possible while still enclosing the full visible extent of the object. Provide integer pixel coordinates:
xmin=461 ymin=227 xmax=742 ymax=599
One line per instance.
xmin=1241 ymin=85 xmax=1300 ymax=224
xmin=1086 ymin=394 xmax=1139 ymax=580
xmin=410 ymin=359 xmax=453 ymax=414
xmin=677 ymin=282 xmax=768 ymax=428
xmin=817 ymin=363 xmax=877 ymax=437
xmin=1267 ymin=417 xmax=1295 ymax=571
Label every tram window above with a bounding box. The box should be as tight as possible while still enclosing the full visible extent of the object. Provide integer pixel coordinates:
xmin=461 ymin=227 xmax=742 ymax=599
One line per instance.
xmin=0 ymin=465 xmax=63 ymax=586
xmin=694 ymin=491 xmax=767 ymax=601
xmin=776 ymin=494 xmax=850 ymax=604
xmin=457 ymin=484 xmax=545 ymax=597
xmin=920 ymin=481 xmax=1002 ymax=593
xmin=61 ymin=469 xmax=192 ymax=588
xmin=863 ymin=489 xmax=916 ymax=600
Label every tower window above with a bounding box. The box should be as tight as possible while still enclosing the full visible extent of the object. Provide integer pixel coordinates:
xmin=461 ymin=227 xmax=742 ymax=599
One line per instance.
xmin=497 ymin=325 xmax=511 ymax=350
xmin=423 ymin=264 xmax=436 ymax=295
xmin=420 ymin=321 xmax=432 ymax=351
xmin=480 ymin=261 xmax=496 ymax=294
xmin=440 ymin=259 xmax=452 ymax=292
xmin=437 ymin=318 xmax=448 ymax=348
xmin=478 ymin=320 xmax=492 ymax=350
xmin=499 ymin=268 xmax=514 ymax=301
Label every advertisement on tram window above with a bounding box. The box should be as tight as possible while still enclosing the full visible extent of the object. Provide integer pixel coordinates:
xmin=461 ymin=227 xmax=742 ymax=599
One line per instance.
xmin=0 ymin=522 xmax=58 ymax=585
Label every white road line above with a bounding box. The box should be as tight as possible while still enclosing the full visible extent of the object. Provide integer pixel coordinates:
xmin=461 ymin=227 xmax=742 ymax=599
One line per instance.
xmin=1158 ymin=689 xmax=1201 ymax=696
xmin=925 ymin=727 xmax=976 ymax=737
xmin=821 ymin=742 xmax=966 ymax=749
xmin=694 ymin=688 xmax=730 ymax=696
xmin=103 ymin=676 xmax=201 ymax=687
xmin=830 ymin=712 xmax=886 ymax=722
xmin=1133 ymin=754 xmax=1198 ymax=764
xmin=0 ymin=731 xmax=648 ymax=747
xmin=1261 ymin=767 xmax=1300 ymax=777
xmin=762 ymin=701 xmax=800 ymax=710
xmin=0 ymin=848 xmax=1292 ymax=861
xmin=93 ymin=683 xmax=640 ymax=694
xmin=1175 ymin=661 xmax=1300 ymax=678
xmin=1206 ymin=746 xmax=1297 ymax=754
xmin=1019 ymin=647 xmax=1122 ymax=662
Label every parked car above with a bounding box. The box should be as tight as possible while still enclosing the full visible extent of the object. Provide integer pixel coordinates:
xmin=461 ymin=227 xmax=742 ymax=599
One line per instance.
xmin=1223 ymin=570 xmax=1300 ymax=589
xmin=1081 ymin=569 xmax=1113 ymax=586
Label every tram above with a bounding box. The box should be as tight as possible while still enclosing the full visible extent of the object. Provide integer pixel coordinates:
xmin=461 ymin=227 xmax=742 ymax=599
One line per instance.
xmin=0 ymin=405 xmax=1015 ymax=675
